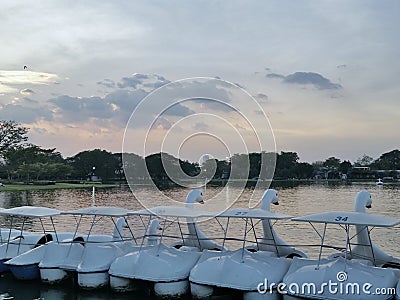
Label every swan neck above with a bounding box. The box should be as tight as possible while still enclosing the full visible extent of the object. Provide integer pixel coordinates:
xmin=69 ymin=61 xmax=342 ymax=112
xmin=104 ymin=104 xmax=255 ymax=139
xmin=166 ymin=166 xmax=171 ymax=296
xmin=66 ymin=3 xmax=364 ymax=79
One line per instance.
xmin=355 ymin=203 xmax=366 ymax=213
xmin=262 ymin=219 xmax=276 ymax=240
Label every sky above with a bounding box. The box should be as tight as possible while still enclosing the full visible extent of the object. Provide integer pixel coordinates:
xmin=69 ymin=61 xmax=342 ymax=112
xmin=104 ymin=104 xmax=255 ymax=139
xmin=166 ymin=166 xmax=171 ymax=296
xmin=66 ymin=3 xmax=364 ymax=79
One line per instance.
xmin=0 ymin=0 xmax=399 ymax=163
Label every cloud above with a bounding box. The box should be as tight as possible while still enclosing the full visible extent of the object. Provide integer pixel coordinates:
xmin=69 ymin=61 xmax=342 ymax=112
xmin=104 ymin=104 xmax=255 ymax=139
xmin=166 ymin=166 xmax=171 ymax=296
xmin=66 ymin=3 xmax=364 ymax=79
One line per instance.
xmin=193 ymin=122 xmax=209 ymax=130
xmin=20 ymin=88 xmax=35 ymax=95
xmin=117 ymin=73 xmax=170 ymax=90
xmin=0 ymin=104 xmax=53 ymax=123
xmin=255 ymin=93 xmax=268 ymax=101
xmin=49 ymin=82 xmax=194 ymax=127
xmin=266 ymin=73 xmax=286 ymax=79
xmin=266 ymin=71 xmax=342 ymax=90
xmin=0 ymin=70 xmax=59 ymax=94
xmin=49 ymin=95 xmax=115 ymax=123
xmin=283 ymin=72 xmax=342 ymax=90
xmin=152 ymin=117 xmax=172 ymax=130
xmin=97 ymin=78 xmax=116 ymax=89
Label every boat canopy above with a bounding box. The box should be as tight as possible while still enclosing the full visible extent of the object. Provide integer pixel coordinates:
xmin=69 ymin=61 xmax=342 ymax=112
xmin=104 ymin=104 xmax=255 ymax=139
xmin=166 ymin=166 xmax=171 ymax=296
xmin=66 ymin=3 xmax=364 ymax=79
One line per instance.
xmin=129 ymin=206 xmax=216 ymax=218
xmin=217 ymin=208 xmax=292 ymax=220
xmin=0 ymin=206 xmax=61 ymax=217
xmin=62 ymin=206 xmax=129 ymax=217
xmin=292 ymin=211 xmax=400 ymax=227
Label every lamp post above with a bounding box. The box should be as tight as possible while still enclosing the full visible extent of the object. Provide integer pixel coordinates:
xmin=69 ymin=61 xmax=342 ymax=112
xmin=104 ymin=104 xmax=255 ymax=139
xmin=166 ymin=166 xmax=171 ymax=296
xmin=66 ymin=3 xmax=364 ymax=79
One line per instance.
xmin=91 ymin=166 xmax=96 ymax=206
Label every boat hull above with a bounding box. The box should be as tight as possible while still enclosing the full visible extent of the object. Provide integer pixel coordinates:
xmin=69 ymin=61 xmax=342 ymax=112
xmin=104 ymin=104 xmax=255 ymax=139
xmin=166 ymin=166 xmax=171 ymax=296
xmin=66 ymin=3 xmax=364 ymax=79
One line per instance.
xmin=40 ymin=267 xmax=68 ymax=283
xmin=154 ymin=280 xmax=189 ymax=298
xmin=78 ymin=271 xmax=109 ymax=289
xmin=190 ymin=248 xmax=290 ymax=294
xmin=9 ymin=263 xmax=39 ymax=280
xmin=0 ymin=258 xmax=10 ymax=272
xmin=283 ymin=257 xmax=398 ymax=300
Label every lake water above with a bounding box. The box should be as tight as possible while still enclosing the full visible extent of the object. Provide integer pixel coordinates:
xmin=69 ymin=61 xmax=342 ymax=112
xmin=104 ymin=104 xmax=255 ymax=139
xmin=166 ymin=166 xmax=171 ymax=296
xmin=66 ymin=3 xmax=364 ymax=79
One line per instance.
xmin=0 ymin=183 xmax=399 ymax=299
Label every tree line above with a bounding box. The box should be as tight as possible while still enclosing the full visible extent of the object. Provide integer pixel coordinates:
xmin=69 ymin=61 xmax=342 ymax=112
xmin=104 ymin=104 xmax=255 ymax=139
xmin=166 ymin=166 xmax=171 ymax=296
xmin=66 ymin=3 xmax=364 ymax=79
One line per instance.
xmin=1 ymin=120 xmax=399 ymax=184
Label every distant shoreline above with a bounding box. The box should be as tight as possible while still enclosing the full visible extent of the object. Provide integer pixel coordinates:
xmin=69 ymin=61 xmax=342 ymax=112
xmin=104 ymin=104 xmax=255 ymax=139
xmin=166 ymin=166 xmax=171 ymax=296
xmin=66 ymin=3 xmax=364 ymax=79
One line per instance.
xmin=0 ymin=182 xmax=118 ymax=192
xmin=0 ymin=178 xmax=397 ymax=192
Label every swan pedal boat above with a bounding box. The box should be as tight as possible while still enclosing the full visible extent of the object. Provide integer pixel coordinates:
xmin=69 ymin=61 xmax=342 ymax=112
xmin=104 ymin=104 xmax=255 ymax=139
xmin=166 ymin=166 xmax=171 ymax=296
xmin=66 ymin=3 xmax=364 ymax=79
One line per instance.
xmin=189 ymin=207 xmax=298 ymax=300
xmin=109 ymin=204 xmax=221 ymax=298
xmin=0 ymin=206 xmax=71 ymax=279
xmin=283 ymin=211 xmax=400 ymax=300
xmin=41 ymin=206 xmax=135 ymax=288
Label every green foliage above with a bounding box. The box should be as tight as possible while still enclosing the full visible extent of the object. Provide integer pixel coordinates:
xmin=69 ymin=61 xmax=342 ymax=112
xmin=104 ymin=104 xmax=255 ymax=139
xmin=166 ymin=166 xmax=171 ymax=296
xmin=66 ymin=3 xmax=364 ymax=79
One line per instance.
xmin=2 ymin=144 xmax=67 ymax=181
xmin=371 ymin=149 xmax=400 ymax=170
xmin=355 ymin=154 xmax=374 ymax=167
xmin=275 ymin=152 xmax=300 ymax=179
xmin=339 ymin=160 xmax=352 ymax=173
xmin=323 ymin=156 xmax=341 ymax=169
xmin=67 ymin=149 xmax=119 ymax=181
xmin=0 ymin=120 xmax=28 ymax=157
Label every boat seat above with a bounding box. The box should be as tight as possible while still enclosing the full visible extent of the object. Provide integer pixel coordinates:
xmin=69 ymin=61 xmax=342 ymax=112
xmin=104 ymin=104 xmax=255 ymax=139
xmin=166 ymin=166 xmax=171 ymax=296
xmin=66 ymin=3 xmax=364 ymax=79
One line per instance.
xmin=34 ymin=234 xmax=53 ymax=247
xmin=382 ymin=261 xmax=400 ymax=269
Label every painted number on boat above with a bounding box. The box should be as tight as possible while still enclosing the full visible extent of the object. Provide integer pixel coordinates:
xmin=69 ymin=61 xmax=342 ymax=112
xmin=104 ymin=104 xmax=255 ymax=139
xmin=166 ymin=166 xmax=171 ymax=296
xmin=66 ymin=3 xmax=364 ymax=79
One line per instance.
xmin=335 ymin=216 xmax=348 ymax=222
xmin=235 ymin=211 xmax=248 ymax=216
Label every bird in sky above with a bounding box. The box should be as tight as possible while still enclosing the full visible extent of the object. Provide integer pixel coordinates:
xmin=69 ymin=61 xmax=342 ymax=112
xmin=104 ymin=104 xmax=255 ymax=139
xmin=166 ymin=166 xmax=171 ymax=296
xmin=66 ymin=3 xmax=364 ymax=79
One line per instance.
xmin=24 ymin=65 xmax=27 ymax=69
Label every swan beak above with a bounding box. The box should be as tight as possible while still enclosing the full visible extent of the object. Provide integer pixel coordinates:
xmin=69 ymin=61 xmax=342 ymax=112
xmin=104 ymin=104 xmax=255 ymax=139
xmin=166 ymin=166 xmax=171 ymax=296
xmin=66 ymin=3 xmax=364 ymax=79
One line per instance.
xmin=273 ymin=201 xmax=279 ymax=205
xmin=198 ymin=200 xmax=205 ymax=204
xmin=366 ymin=204 xmax=372 ymax=209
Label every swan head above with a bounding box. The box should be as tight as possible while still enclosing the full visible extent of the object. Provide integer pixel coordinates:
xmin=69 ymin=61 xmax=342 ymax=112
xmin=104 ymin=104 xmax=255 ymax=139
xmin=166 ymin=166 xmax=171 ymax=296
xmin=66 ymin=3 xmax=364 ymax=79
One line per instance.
xmin=113 ymin=217 xmax=128 ymax=239
xmin=260 ymin=189 xmax=279 ymax=211
xmin=354 ymin=190 xmax=372 ymax=213
xmin=185 ymin=189 xmax=204 ymax=208
xmin=149 ymin=219 xmax=162 ymax=234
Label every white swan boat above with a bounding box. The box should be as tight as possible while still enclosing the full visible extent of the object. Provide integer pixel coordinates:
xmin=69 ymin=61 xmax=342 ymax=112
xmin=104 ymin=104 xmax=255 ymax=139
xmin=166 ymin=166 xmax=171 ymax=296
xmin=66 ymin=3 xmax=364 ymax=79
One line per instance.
xmin=40 ymin=206 xmax=135 ymax=288
xmin=0 ymin=206 xmax=69 ymax=278
xmin=283 ymin=191 xmax=400 ymax=300
xmin=190 ymin=189 xmax=305 ymax=300
xmin=109 ymin=189 xmax=222 ymax=298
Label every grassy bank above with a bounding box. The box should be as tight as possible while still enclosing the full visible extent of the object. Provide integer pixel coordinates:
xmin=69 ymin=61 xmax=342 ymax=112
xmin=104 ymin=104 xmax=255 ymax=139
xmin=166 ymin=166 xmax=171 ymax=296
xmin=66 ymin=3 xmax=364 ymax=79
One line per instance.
xmin=0 ymin=183 xmax=118 ymax=192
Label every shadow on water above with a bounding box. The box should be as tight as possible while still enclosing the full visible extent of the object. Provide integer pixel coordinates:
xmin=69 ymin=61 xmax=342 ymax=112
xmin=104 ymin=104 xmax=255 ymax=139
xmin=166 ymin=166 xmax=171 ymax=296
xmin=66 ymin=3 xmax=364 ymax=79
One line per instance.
xmin=0 ymin=273 xmax=175 ymax=300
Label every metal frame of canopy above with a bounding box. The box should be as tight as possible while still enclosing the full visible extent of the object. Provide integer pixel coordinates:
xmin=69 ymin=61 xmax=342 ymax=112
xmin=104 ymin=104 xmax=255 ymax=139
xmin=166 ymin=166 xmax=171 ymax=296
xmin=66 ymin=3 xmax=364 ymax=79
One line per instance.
xmin=128 ymin=206 xmax=218 ymax=252
xmin=0 ymin=206 xmax=62 ymax=256
xmin=128 ymin=206 xmax=295 ymax=256
xmin=292 ymin=211 xmax=400 ymax=267
xmin=214 ymin=208 xmax=293 ymax=260
xmin=61 ymin=206 xmax=137 ymax=244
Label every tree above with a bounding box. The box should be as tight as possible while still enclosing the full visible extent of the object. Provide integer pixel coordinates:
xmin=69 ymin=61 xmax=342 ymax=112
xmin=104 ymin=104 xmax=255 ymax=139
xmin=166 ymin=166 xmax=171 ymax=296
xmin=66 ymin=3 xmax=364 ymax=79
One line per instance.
xmin=68 ymin=149 xmax=120 ymax=181
xmin=275 ymin=152 xmax=299 ymax=179
xmin=371 ymin=149 xmax=400 ymax=170
xmin=323 ymin=157 xmax=341 ymax=169
xmin=339 ymin=160 xmax=352 ymax=174
xmin=2 ymin=144 xmax=65 ymax=181
xmin=0 ymin=120 xmax=28 ymax=158
xmin=355 ymin=154 xmax=374 ymax=167
xmin=294 ymin=162 xmax=314 ymax=179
